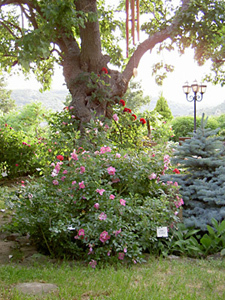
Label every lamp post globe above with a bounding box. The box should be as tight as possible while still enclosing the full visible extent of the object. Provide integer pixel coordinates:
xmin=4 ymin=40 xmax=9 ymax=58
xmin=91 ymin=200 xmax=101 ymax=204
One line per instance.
xmin=182 ymin=80 xmax=207 ymax=132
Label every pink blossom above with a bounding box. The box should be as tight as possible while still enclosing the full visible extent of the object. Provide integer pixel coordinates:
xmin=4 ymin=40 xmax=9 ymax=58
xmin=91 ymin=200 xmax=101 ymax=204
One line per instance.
xmin=164 ymin=154 xmax=170 ymax=163
xmin=62 ymin=170 xmax=68 ymax=174
xmin=120 ymin=199 xmax=126 ymax=206
xmin=115 ymin=153 xmax=121 ymax=158
xmin=98 ymin=212 xmax=107 ymax=221
xmin=109 ymin=194 xmax=115 ymax=200
xmin=78 ymin=229 xmax=85 ymax=236
xmin=174 ymin=197 xmax=184 ymax=208
xmin=124 ymin=248 xmax=127 ymax=253
xmin=69 ymin=106 xmax=74 ymax=110
xmin=71 ymin=150 xmax=78 ymax=160
xmin=96 ymin=188 xmax=105 ymax=195
xmin=100 ymin=146 xmax=111 ymax=154
xmin=113 ymin=228 xmax=121 ymax=237
xmin=88 ymin=246 xmax=93 ymax=255
xmin=100 ymin=147 xmax=106 ymax=154
xmin=72 ymin=181 xmax=76 ymax=185
xmin=53 ymin=180 xmax=59 ymax=185
xmin=118 ymin=252 xmax=125 ymax=260
xmin=104 ymin=124 xmax=110 ymax=130
xmin=148 ymin=173 xmax=157 ymax=180
xmin=79 ymin=181 xmax=85 ymax=189
xmin=107 ymin=166 xmax=116 ymax=176
xmin=99 ymin=231 xmax=110 ymax=243
xmin=113 ymin=114 xmax=119 ymax=122
xmin=61 ymin=176 xmax=66 ymax=181
xmin=94 ymin=203 xmax=100 ymax=209
xmin=80 ymin=166 xmax=85 ymax=174
xmin=71 ymin=115 xmax=75 ymax=119
xmin=89 ymin=259 xmax=97 ymax=269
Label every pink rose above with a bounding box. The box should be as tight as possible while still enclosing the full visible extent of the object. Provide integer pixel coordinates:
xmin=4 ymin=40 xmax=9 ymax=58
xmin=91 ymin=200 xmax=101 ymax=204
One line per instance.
xmin=113 ymin=114 xmax=119 ymax=122
xmin=118 ymin=252 xmax=125 ymax=260
xmin=98 ymin=212 xmax=107 ymax=221
xmin=80 ymin=166 xmax=85 ymax=174
xmin=71 ymin=150 xmax=78 ymax=160
xmin=99 ymin=231 xmax=110 ymax=243
xmin=148 ymin=173 xmax=157 ymax=180
xmin=96 ymin=188 xmax=105 ymax=195
xmin=120 ymin=199 xmax=126 ymax=206
xmin=94 ymin=203 xmax=100 ymax=209
xmin=107 ymin=166 xmax=116 ymax=176
xmin=79 ymin=181 xmax=85 ymax=189
xmin=89 ymin=259 xmax=97 ymax=269
xmin=78 ymin=229 xmax=85 ymax=236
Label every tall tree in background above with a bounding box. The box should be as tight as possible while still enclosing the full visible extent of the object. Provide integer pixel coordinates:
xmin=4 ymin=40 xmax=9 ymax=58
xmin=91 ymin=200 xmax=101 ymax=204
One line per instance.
xmin=123 ymin=80 xmax=151 ymax=111
xmin=0 ymin=0 xmax=224 ymax=131
xmin=0 ymin=76 xmax=16 ymax=113
xmin=154 ymin=92 xmax=173 ymax=121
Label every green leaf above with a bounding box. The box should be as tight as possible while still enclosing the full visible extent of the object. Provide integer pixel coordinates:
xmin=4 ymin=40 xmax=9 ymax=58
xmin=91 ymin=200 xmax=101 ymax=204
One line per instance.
xmin=221 ymin=249 xmax=225 ymax=256
xmin=200 ymin=234 xmax=212 ymax=249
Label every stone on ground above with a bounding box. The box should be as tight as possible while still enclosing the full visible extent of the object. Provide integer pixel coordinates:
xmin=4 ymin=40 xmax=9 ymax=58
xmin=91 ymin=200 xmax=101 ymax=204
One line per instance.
xmin=14 ymin=282 xmax=58 ymax=295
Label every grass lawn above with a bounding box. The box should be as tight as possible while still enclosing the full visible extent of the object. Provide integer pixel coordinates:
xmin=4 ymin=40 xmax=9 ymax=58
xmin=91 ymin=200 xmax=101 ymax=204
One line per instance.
xmin=0 ymin=256 xmax=224 ymax=300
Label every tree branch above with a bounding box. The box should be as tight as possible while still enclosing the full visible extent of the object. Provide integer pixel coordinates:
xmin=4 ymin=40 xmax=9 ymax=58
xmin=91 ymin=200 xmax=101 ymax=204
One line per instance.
xmin=0 ymin=20 xmax=22 ymax=37
xmin=19 ymin=3 xmax=38 ymax=29
xmin=122 ymin=0 xmax=192 ymax=84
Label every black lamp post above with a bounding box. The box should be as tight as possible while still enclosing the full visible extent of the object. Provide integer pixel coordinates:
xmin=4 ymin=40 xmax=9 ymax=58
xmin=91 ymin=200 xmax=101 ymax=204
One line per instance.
xmin=182 ymin=80 xmax=207 ymax=132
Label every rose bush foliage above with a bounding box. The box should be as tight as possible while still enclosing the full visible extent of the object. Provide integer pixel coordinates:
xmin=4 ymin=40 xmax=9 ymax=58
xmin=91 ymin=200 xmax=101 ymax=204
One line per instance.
xmin=8 ymin=144 xmax=183 ymax=266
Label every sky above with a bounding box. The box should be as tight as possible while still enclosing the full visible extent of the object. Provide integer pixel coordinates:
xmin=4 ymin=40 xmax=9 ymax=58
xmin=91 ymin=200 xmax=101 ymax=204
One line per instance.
xmin=7 ymin=47 xmax=224 ymax=110
xmin=5 ymin=0 xmax=224 ymax=110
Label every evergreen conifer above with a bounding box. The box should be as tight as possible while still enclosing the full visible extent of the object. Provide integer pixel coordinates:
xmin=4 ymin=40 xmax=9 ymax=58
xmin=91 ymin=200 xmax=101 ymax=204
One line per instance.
xmin=163 ymin=115 xmax=225 ymax=230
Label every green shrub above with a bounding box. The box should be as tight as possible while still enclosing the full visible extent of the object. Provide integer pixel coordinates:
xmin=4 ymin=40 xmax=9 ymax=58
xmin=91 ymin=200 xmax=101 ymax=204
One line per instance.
xmin=170 ymin=116 xmax=219 ymax=142
xmin=7 ymin=146 xmax=183 ymax=265
xmin=0 ymin=124 xmax=43 ymax=178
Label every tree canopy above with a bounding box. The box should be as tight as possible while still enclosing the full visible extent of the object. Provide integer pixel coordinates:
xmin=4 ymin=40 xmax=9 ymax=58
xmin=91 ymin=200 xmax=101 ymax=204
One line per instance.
xmin=0 ymin=0 xmax=224 ymax=129
xmin=0 ymin=76 xmax=16 ymax=113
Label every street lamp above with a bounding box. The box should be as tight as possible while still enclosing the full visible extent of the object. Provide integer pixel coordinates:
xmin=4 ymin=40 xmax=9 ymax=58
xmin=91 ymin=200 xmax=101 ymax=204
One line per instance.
xmin=182 ymin=80 xmax=207 ymax=132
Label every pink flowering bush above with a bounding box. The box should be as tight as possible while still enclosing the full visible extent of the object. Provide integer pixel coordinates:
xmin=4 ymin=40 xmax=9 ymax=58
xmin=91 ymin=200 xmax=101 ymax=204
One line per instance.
xmin=7 ymin=144 xmax=183 ymax=265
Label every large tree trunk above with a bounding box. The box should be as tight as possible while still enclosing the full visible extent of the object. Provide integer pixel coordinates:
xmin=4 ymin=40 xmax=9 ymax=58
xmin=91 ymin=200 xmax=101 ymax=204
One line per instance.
xmin=57 ymin=0 xmax=191 ymax=132
xmin=58 ymin=0 xmax=129 ymax=132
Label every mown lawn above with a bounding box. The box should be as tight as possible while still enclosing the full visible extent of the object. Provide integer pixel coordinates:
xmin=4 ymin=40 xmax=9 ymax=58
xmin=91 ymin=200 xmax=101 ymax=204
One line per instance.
xmin=0 ymin=256 xmax=224 ymax=300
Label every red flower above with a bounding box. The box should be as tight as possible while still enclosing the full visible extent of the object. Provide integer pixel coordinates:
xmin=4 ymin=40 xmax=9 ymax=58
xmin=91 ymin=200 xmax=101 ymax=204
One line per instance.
xmin=63 ymin=106 xmax=69 ymax=110
xmin=101 ymin=67 xmax=108 ymax=74
xmin=123 ymin=107 xmax=132 ymax=113
xmin=15 ymin=164 xmax=19 ymax=167
xmin=56 ymin=155 xmax=64 ymax=161
xmin=140 ymin=118 xmax=146 ymax=124
xmin=119 ymin=99 xmax=126 ymax=106
xmin=132 ymin=114 xmax=137 ymax=121
xmin=173 ymin=168 xmax=180 ymax=174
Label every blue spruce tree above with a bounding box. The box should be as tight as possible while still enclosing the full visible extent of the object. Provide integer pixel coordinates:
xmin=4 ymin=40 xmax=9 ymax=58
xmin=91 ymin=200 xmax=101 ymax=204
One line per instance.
xmin=164 ymin=115 xmax=225 ymax=230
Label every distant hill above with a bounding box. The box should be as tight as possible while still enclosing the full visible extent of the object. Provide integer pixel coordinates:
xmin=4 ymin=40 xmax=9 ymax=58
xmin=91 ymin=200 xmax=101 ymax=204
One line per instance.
xmin=11 ymin=89 xmax=69 ymax=111
xmin=11 ymin=89 xmax=225 ymax=116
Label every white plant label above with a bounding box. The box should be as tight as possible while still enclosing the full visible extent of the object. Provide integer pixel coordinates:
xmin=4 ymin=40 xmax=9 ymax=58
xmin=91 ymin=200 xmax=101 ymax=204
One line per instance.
xmin=157 ymin=227 xmax=168 ymax=238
